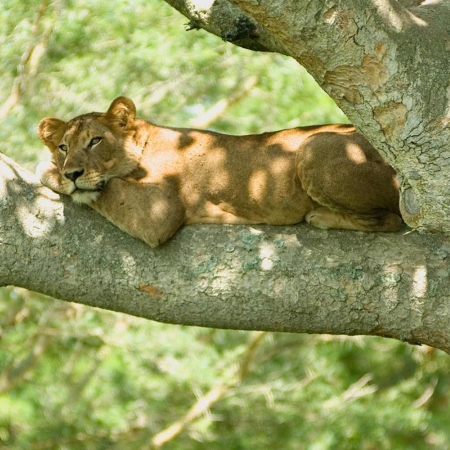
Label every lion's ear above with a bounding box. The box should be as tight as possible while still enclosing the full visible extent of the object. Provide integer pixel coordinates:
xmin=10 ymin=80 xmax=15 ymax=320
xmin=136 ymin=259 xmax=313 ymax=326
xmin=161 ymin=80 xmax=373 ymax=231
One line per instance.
xmin=37 ymin=118 xmax=66 ymax=151
xmin=106 ymin=97 xmax=136 ymax=129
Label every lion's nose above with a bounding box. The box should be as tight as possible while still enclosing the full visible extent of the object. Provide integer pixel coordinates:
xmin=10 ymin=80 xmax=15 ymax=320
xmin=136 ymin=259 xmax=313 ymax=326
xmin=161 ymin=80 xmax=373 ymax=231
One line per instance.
xmin=64 ymin=169 xmax=84 ymax=182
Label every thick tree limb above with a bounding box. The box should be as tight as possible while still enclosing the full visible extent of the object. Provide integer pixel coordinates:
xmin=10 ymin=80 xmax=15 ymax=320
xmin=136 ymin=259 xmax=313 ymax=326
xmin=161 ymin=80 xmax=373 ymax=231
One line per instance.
xmin=162 ymin=0 xmax=450 ymax=236
xmin=1 ymin=152 xmax=450 ymax=353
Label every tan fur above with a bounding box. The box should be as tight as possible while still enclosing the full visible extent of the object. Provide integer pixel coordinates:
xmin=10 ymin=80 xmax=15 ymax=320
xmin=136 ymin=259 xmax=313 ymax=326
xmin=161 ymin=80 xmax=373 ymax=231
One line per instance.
xmin=37 ymin=97 xmax=402 ymax=248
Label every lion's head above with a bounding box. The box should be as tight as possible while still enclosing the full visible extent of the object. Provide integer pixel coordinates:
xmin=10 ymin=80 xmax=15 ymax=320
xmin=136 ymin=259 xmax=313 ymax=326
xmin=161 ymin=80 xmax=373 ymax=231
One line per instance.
xmin=38 ymin=97 xmax=142 ymax=195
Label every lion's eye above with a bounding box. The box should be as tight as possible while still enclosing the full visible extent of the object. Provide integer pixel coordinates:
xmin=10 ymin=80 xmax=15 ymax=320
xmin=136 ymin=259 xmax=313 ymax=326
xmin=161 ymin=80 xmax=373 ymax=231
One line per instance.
xmin=89 ymin=137 xmax=102 ymax=147
xmin=58 ymin=144 xmax=68 ymax=153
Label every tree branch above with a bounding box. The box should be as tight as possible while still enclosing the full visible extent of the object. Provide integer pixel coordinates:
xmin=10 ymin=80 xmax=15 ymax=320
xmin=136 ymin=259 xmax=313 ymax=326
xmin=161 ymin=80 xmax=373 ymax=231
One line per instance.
xmin=189 ymin=74 xmax=259 ymax=128
xmin=150 ymin=332 xmax=265 ymax=448
xmin=0 ymin=0 xmax=61 ymax=119
xmin=0 ymin=309 xmax=59 ymax=394
xmin=163 ymin=0 xmax=286 ymax=53
xmin=1 ymin=152 xmax=450 ymax=353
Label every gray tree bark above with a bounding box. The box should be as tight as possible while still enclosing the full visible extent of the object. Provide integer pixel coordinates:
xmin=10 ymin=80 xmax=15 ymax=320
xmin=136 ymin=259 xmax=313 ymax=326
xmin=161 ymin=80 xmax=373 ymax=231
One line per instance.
xmin=165 ymin=0 xmax=450 ymax=234
xmin=2 ymin=153 xmax=450 ymax=353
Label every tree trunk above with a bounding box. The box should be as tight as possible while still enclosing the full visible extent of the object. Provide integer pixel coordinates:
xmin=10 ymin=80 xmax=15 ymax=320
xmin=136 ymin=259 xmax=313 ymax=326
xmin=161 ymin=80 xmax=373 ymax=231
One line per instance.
xmin=164 ymin=0 xmax=450 ymax=234
xmin=1 ymin=152 xmax=450 ymax=353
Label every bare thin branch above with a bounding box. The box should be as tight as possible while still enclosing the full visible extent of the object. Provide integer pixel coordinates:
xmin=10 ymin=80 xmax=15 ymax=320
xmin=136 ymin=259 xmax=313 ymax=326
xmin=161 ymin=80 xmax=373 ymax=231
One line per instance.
xmin=0 ymin=0 xmax=61 ymax=119
xmin=150 ymin=332 xmax=266 ymax=448
xmin=189 ymin=74 xmax=259 ymax=128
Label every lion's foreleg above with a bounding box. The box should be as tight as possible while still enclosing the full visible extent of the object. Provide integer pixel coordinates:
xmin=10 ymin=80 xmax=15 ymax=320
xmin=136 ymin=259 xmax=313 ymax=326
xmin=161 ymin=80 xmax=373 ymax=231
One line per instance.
xmin=91 ymin=179 xmax=186 ymax=248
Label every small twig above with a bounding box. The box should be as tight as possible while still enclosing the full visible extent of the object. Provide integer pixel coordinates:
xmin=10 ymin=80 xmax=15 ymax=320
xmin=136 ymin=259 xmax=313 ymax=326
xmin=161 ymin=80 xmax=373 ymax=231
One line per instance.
xmin=189 ymin=75 xmax=259 ymax=129
xmin=413 ymin=377 xmax=438 ymax=408
xmin=0 ymin=0 xmax=62 ymax=119
xmin=149 ymin=331 xmax=266 ymax=448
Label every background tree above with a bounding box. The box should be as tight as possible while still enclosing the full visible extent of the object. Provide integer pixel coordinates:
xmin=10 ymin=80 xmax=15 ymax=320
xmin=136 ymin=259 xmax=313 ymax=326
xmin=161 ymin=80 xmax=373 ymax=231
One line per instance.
xmin=1 ymin=1 xmax=450 ymax=448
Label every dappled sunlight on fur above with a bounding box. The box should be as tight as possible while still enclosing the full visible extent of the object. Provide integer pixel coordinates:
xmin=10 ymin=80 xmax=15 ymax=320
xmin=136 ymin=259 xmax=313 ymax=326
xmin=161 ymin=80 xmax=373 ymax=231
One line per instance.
xmin=37 ymin=97 xmax=402 ymax=247
xmin=345 ymin=142 xmax=368 ymax=164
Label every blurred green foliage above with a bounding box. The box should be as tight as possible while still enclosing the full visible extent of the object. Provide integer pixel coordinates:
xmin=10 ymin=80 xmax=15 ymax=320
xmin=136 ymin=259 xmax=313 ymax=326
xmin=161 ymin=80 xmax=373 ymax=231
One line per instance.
xmin=0 ymin=1 xmax=449 ymax=449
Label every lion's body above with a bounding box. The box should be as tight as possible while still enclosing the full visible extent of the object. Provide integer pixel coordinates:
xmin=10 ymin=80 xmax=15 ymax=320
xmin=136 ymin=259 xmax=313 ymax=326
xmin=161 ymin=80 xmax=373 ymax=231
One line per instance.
xmin=38 ymin=97 xmax=401 ymax=248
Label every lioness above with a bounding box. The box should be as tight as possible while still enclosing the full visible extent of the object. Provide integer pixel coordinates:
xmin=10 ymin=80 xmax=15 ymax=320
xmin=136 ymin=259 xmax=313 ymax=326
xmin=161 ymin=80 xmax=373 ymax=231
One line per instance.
xmin=37 ymin=96 xmax=402 ymax=248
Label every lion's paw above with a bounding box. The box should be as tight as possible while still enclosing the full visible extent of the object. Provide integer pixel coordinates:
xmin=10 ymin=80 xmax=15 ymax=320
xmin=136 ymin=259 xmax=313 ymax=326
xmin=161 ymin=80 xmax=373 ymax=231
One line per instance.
xmin=36 ymin=161 xmax=75 ymax=196
xmin=305 ymin=209 xmax=331 ymax=230
xmin=36 ymin=161 xmax=56 ymax=181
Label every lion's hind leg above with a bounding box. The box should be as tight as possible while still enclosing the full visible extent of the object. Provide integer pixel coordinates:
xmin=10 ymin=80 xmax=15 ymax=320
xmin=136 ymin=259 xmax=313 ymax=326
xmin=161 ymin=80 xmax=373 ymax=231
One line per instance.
xmin=305 ymin=207 xmax=402 ymax=232
xmin=297 ymin=131 xmax=402 ymax=233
